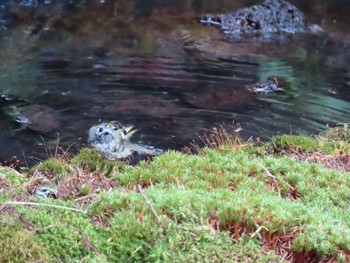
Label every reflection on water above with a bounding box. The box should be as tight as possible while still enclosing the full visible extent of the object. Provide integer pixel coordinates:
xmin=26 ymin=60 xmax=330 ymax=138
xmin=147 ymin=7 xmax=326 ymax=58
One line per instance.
xmin=0 ymin=0 xmax=350 ymax=166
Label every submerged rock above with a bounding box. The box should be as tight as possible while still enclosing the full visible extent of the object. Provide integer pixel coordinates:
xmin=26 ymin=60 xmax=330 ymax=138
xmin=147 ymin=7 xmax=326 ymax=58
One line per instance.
xmin=189 ymin=85 xmax=256 ymax=110
xmin=200 ymin=0 xmax=322 ymax=42
xmin=13 ymin=104 xmax=60 ymax=133
xmin=2 ymin=100 xmax=60 ymax=133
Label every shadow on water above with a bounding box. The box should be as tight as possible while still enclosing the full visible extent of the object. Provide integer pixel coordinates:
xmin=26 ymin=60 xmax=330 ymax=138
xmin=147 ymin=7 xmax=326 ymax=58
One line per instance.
xmin=0 ymin=0 xmax=350 ymax=166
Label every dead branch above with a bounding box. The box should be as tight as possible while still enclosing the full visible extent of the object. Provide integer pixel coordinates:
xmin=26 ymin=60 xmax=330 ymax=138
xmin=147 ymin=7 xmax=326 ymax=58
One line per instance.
xmin=3 ymin=201 xmax=87 ymax=214
xmin=257 ymin=162 xmax=296 ymax=198
xmin=258 ymin=163 xmax=282 ymax=197
xmin=137 ymin=185 xmax=161 ymax=222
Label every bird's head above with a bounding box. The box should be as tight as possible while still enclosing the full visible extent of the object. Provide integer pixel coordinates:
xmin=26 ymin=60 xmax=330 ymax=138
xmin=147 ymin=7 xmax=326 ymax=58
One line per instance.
xmin=87 ymin=121 xmax=137 ymax=146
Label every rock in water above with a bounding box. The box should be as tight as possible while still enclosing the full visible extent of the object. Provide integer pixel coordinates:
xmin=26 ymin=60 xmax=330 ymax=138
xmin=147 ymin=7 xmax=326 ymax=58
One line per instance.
xmin=11 ymin=104 xmax=60 ymax=133
xmin=1 ymin=94 xmax=60 ymax=133
xmin=200 ymin=0 xmax=320 ymax=41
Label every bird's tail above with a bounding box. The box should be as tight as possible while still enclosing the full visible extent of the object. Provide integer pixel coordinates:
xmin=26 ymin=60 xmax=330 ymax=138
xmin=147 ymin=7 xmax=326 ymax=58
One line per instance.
xmin=123 ymin=126 xmax=138 ymax=140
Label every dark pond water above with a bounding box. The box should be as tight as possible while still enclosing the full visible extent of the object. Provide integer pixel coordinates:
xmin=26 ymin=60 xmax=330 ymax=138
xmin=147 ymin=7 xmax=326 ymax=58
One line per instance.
xmin=0 ymin=0 xmax=350 ymax=166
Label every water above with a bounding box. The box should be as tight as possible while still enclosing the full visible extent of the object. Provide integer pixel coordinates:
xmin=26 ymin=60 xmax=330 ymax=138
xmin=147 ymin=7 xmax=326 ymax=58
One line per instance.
xmin=0 ymin=0 xmax=349 ymax=166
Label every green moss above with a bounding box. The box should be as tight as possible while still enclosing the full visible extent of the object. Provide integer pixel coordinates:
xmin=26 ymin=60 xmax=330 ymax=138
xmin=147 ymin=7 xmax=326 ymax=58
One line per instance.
xmin=319 ymin=126 xmax=350 ymax=142
xmin=272 ymin=135 xmax=321 ymax=152
xmin=84 ymin=187 xmax=282 ymax=262
xmin=17 ymin=201 xmax=95 ymax=261
xmin=33 ymin=158 xmax=69 ymax=180
xmin=70 ymin=148 xmax=125 ymax=177
xmin=0 ymin=166 xmax=28 ymax=186
xmin=89 ymin=190 xmax=141 ymax=218
xmin=272 ymin=134 xmax=350 ymax=154
xmin=0 ymin=214 xmax=49 ymax=262
xmin=103 ymin=212 xmax=163 ymax=262
xmin=3 ymin=127 xmax=350 ymax=261
xmin=149 ymin=226 xmax=280 ymax=262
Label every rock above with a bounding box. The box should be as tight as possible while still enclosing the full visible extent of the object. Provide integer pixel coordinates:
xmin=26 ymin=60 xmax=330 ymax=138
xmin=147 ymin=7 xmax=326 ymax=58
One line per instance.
xmin=189 ymin=85 xmax=256 ymax=110
xmin=14 ymin=104 xmax=60 ymax=133
xmin=5 ymin=104 xmax=60 ymax=133
xmin=0 ymin=94 xmax=60 ymax=133
xmin=200 ymin=0 xmax=321 ymax=42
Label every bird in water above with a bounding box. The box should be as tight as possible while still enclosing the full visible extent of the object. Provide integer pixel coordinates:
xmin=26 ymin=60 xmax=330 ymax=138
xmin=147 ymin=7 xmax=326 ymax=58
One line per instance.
xmin=88 ymin=121 xmax=162 ymax=160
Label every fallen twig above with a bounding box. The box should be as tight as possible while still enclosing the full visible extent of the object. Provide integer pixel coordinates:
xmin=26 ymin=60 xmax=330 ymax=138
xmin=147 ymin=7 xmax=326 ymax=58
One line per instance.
xmin=258 ymin=162 xmax=296 ymax=195
xmin=137 ymin=185 xmax=161 ymax=222
xmin=32 ymin=224 xmax=63 ymax=233
xmin=77 ymin=228 xmax=102 ymax=256
xmin=74 ymin=193 xmax=97 ymax=202
xmin=2 ymin=201 xmax=87 ymax=214
xmin=258 ymin=163 xmax=282 ymax=197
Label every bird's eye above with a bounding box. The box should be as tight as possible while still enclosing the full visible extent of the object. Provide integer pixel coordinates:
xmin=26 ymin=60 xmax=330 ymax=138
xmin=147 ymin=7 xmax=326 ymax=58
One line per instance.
xmin=99 ymin=127 xmax=103 ymax=133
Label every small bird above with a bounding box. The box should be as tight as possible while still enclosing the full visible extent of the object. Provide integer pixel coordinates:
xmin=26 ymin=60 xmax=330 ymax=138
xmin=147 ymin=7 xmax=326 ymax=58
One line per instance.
xmin=88 ymin=121 xmax=163 ymax=160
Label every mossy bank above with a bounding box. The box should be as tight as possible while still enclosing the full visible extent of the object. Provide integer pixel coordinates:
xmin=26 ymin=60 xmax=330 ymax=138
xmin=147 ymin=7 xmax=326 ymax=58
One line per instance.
xmin=1 ymin=126 xmax=350 ymax=262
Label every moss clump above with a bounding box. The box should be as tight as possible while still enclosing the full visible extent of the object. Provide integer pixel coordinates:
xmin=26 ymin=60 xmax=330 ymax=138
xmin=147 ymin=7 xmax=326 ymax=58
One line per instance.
xmin=272 ymin=134 xmax=350 ymax=154
xmin=17 ymin=201 xmax=95 ymax=261
xmin=70 ymin=148 xmax=126 ymax=177
xmin=0 ymin=166 xmax=27 ymax=186
xmin=150 ymin=226 xmax=279 ymax=262
xmin=33 ymin=158 xmax=69 ymax=181
xmin=84 ymin=189 xmax=282 ymax=262
xmin=272 ymin=135 xmax=322 ymax=152
xmin=319 ymin=126 xmax=350 ymax=142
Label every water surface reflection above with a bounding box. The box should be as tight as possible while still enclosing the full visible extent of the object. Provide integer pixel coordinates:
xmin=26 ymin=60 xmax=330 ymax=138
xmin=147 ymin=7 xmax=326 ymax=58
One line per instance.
xmin=0 ymin=0 xmax=350 ymax=166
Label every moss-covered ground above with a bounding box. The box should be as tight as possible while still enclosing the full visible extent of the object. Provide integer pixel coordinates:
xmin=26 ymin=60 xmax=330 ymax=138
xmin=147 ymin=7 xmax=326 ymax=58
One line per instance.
xmin=1 ymin=126 xmax=350 ymax=262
